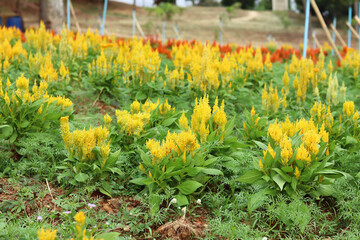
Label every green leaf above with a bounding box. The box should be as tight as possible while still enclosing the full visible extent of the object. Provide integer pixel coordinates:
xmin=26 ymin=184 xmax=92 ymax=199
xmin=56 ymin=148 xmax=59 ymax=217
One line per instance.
xmin=162 ymin=117 xmax=177 ymax=127
xmin=138 ymin=147 xmax=152 ymax=167
xmin=253 ymin=140 xmax=267 ymax=151
xmin=203 ymin=158 xmax=218 ymax=166
xmin=345 ymin=135 xmax=358 ymax=145
xmin=174 ymin=194 xmax=189 ymax=206
xmin=200 ymin=168 xmax=223 ymax=176
xmin=95 ymin=233 xmax=120 ymax=240
xmin=176 ymin=180 xmax=203 ymax=195
xmin=130 ymin=177 xmax=151 ymax=185
xmin=0 ymin=125 xmax=13 ymax=139
xmin=291 ymin=177 xmax=297 ymax=191
xmin=149 ymin=194 xmax=162 ymax=216
xmin=99 ymin=187 xmax=112 ymax=198
xmin=234 ymin=170 xmax=263 ymax=184
xmin=135 ymin=91 xmax=147 ymax=101
xmin=19 ymin=121 xmax=30 ymax=129
xmin=247 ymin=189 xmax=269 ymax=215
xmin=9 ymin=131 xmax=18 ymax=144
xmin=272 ymin=168 xmax=292 ymax=182
xmin=317 ymin=184 xmax=335 ymax=196
xmin=75 ymin=172 xmax=89 ymax=182
xmin=272 ymin=174 xmax=286 ymax=191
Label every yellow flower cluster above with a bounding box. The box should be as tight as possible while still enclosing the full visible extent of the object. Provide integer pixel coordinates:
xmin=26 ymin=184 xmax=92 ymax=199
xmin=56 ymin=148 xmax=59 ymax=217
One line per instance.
xmin=267 ymin=116 xmax=329 ymax=161
xmin=37 ymin=228 xmax=57 ymax=240
xmin=342 ymin=101 xmax=359 ymax=132
xmin=38 ymin=211 xmax=102 ymax=240
xmin=341 ymin=48 xmax=360 ymax=79
xmin=262 ymin=83 xmax=284 ymax=113
xmin=0 ymin=39 xmax=27 ymax=61
xmin=0 ymin=75 xmax=72 ymax=113
xmin=243 ymin=106 xmax=262 ymax=140
xmin=60 ymin=116 xmax=110 ymax=164
xmin=190 ymin=95 xmax=227 ymax=143
xmin=261 ymin=117 xmax=329 ymax=179
xmin=310 ymin=102 xmax=333 ymax=132
xmin=116 ymin=99 xmax=174 ymax=136
xmin=146 ymin=130 xmax=200 ymax=165
xmin=343 ymin=101 xmax=355 ymax=118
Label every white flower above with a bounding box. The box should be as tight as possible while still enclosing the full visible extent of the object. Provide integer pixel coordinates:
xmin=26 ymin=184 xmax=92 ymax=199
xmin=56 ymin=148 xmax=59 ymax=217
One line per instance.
xmin=262 ymin=237 xmax=268 ymax=240
xmin=170 ymin=198 xmax=177 ymax=204
xmin=196 ymin=199 xmax=201 ymax=204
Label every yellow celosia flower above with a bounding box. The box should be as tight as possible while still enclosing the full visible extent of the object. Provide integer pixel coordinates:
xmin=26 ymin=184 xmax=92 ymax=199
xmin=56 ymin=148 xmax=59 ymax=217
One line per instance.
xmin=179 ymin=110 xmax=189 ymax=130
xmin=268 ymin=120 xmax=283 ymax=143
xmin=104 ymin=114 xmax=112 ymax=128
xmin=37 ymin=228 xmax=57 ymax=240
xmin=280 ymin=136 xmax=293 ymax=165
xmin=263 ymin=143 xmax=276 ymax=159
xmin=296 ymin=143 xmax=311 ymax=165
xmin=343 ymin=101 xmax=355 ymax=118
xmin=75 ymin=211 xmax=86 ymax=225
xmin=16 ymin=74 xmax=29 ymax=91
xmin=191 ymin=95 xmax=212 ymax=143
xmin=250 ymin=106 xmax=255 ymax=120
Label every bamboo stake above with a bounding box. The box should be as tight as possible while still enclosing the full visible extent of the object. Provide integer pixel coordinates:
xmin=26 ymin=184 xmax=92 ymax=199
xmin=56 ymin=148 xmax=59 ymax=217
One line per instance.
xmin=346 ymin=22 xmax=360 ymax=39
xmin=312 ymin=32 xmax=321 ymax=48
xmin=355 ymin=15 xmax=360 ymax=25
xmin=69 ymin=0 xmax=81 ymax=33
xmin=330 ymin=24 xmax=346 ymax=47
xmin=135 ymin=19 xmax=145 ymax=38
xmin=310 ymin=0 xmax=342 ymax=60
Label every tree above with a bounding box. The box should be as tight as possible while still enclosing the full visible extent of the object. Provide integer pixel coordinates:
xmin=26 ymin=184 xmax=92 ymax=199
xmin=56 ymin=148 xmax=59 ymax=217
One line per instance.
xmin=221 ymin=0 xmax=255 ymax=9
xmin=39 ymin=0 xmax=65 ymax=33
xmin=295 ymin=0 xmax=355 ymax=21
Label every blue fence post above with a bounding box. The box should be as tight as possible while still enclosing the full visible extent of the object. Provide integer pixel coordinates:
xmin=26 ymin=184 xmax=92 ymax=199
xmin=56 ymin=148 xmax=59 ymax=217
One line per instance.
xmin=348 ymin=6 xmax=352 ymax=47
xmin=67 ymin=0 xmax=70 ymax=30
xmin=303 ymin=0 xmax=310 ymax=58
xmin=100 ymin=0 xmax=108 ymax=35
xmin=332 ymin=18 xmax=336 ymax=56
xmin=359 ymin=3 xmax=360 ymax=50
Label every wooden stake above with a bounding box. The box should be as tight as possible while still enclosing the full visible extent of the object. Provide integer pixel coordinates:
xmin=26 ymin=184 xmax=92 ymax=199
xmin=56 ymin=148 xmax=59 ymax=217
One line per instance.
xmin=135 ymin=19 xmax=145 ymax=38
xmin=310 ymin=0 xmax=342 ymax=60
xmin=173 ymin=26 xmax=181 ymax=40
xmin=330 ymin=24 xmax=346 ymax=47
xmin=346 ymin=22 xmax=360 ymax=39
xmin=312 ymin=32 xmax=321 ymax=48
xmin=355 ymin=15 xmax=360 ymax=25
xmin=70 ymin=0 xmax=81 ymax=33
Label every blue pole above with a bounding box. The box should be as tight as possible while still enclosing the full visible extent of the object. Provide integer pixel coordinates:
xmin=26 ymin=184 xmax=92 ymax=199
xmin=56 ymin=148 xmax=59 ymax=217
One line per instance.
xmin=132 ymin=9 xmax=136 ymax=38
xmin=67 ymin=0 xmax=70 ymax=30
xmin=100 ymin=0 xmax=108 ymax=35
xmin=359 ymin=3 xmax=360 ymax=50
xmin=332 ymin=18 xmax=336 ymax=56
xmin=303 ymin=0 xmax=310 ymax=58
xmin=348 ymin=6 xmax=352 ymax=47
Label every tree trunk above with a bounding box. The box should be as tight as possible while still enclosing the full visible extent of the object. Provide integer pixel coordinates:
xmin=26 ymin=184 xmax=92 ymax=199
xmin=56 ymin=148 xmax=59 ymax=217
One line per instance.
xmin=39 ymin=0 xmax=64 ymax=33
